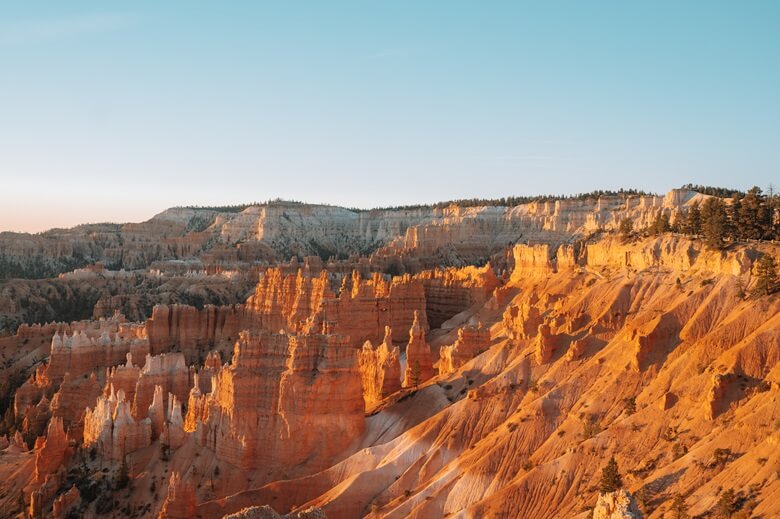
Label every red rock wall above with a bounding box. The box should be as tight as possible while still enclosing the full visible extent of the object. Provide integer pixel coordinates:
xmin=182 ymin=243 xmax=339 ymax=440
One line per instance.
xmin=146 ymin=304 xmax=242 ymax=363
xmin=245 ymin=268 xmax=428 ymax=347
xmin=190 ymin=330 xmax=365 ymax=474
xmin=415 ymin=265 xmax=500 ymax=328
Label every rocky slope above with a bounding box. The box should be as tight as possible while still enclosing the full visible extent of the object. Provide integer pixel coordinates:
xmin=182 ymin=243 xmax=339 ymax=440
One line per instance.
xmin=0 ymin=191 xmax=778 ymax=518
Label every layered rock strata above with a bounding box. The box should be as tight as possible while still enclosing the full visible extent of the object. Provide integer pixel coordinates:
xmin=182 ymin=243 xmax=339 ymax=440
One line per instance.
xmin=83 ymin=387 xmax=151 ymax=460
xmin=146 ymin=304 xmax=242 ymax=362
xmin=46 ymin=322 xmax=149 ymax=382
xmin=34 ymin=417 xmax=68 ymax=483
xmin=132 ymin=352 xmax=189 ymax=421
xmin=187 ymin=330 xmax=365 ymax=471
xmin=246 ymin=268 xmax=428 ymax=347
xmin=0 ymin=189 xmax=702 ymax=281
xmin=415 ymin=265 xmax=500 ymax=328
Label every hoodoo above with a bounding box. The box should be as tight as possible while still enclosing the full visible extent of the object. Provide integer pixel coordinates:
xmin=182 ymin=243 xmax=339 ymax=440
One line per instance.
xmin=359 ymin=326 xmax=402 ymax=407
xmin=2 ymin=189 xmax=779 ymax=518
xmin=403 ymin=311 xmax=435 ymax=388
xmin=2 ymin=1 xmax=777 ymax=513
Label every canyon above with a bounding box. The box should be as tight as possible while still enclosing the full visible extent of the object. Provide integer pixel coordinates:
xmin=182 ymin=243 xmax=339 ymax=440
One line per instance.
xmin=0 ymin=188 xmax=778 ymax=518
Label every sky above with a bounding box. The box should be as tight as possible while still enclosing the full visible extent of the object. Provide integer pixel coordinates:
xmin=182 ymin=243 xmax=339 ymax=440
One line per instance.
xmin=1 ymin=1 xmax=778 ymax=233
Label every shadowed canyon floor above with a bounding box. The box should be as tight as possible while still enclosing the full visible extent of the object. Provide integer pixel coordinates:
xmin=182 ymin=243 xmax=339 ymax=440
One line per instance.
xmin=1 ymin=192 xmax=779 ymax=518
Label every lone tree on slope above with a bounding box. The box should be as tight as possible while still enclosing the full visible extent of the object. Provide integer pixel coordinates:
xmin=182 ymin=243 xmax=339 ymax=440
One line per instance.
xmin=753 ymin=254 xmax=778 ymax=296
xmin=599 ymin=456 xmax=623 ymax=493
xmin=670 ymin=493 xmax=689 ymax=519
xmin=619 ymin=218 xmax=634 ymax=243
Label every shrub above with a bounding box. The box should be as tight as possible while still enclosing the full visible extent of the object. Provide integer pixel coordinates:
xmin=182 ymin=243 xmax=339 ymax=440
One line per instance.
xmin=582 ymin=414 xmax=601 ymax=439
xmin=715 ymin=488 xmax=738 ymax=517
xmin=713 ymin=447 xmax=730 ymax=468
xmin=623 ymin=397 xmax=636 ymax=415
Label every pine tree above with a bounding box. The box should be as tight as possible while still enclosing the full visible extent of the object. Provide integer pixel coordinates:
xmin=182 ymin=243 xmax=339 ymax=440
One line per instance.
xmin=670 ymin=210 xmax=682 ymax=233
xmin=702 ymin=197 xmax=728 ymax=250
xmin=757 ymin=197 xmax=773 ymax=240
xmin=619 ymin=218 xmax=634 ymax=243
xmin=599 ymin=456 xmax=622 ymax=493
xmin=650 ymin=210 xmax=663 ymax=235
xmin=752 ymin=254 xmax=778 ymax=296
xmin=686 ymin=202 xmax=702 ymax=235
xmin=739 ymin=187 xmax=763 ymax=240
xmin=728 ymin=194 xmax=743 ymax=242
xmin=659 ymin=212 xmax=670 ymax=234
xmin=650 ymin=210 xmax=670 ymax=235
xmin=768 ymin=183 xmax=779 ymax=239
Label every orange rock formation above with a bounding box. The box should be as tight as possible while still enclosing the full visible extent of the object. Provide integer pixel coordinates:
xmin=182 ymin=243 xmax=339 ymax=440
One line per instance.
xmin=403 ymin=311 xmax=434 ymax=387
xmin=358 ymin=326 xmax=402 ymax=407
xmin=83 ymin=387 xmax=152 ymax=460
xmin=34 ymin=417 xmax=68 ymax=483
xmin=438 ymin=322 xmax=490 ymax=374
xmin=187 ymin=330 xmax=365 ymax=472
xmin=4 ymin=225 xmax=780 ymax=519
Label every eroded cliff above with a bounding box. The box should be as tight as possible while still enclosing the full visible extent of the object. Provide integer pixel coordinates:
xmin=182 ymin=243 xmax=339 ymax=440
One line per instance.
xmin=2 ymin=222 xmax=779 ymax=519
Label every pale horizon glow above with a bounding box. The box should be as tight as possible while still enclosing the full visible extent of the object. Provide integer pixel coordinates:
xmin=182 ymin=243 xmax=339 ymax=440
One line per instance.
xmin=1 ymin=2 xmax=779 ymax=233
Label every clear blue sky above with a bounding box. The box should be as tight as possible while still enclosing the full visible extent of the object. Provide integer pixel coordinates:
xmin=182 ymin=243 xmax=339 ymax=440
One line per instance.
xmin=1 ymin=1 xmax=778 ymax=232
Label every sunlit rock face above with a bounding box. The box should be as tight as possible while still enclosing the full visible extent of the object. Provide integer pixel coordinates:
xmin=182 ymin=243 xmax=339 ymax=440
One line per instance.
xmin=132 ymin=352 xmax=190 ymax=421
xmin=414 ymin=264 xmax=500 ymax=328
xmin=188 ymin=330 xmax=365 ymax=471
xmin=34 ymin=417 xmax=68 ymax=484
xmin=51 ymin=486 xmax=81 ymax=519
xmin=403 ymin=311 xmax=434 ymax=387
xmin=359 ymin=326 xmax=402 ymax=407
xmin=245 ymin=268 xmax=428 ymax=346
xmin=159 ymin=472 xmax=196 ymax=519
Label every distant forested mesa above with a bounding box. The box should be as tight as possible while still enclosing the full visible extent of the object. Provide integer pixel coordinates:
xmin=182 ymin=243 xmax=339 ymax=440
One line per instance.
xmin=180 ymin=186 xmax=779 ymax=248
xmin=351 ymin=188 xmax=657 ymax=212
xmin=679 ymin=184 xmax=746 ymax=198
xmin=179 ymin=200 xmax=294 ymax=212
xmin=182 ymin=189 xmax=657 ymax=213
xmin=630 ymin=186 xmax=779 ymax=247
